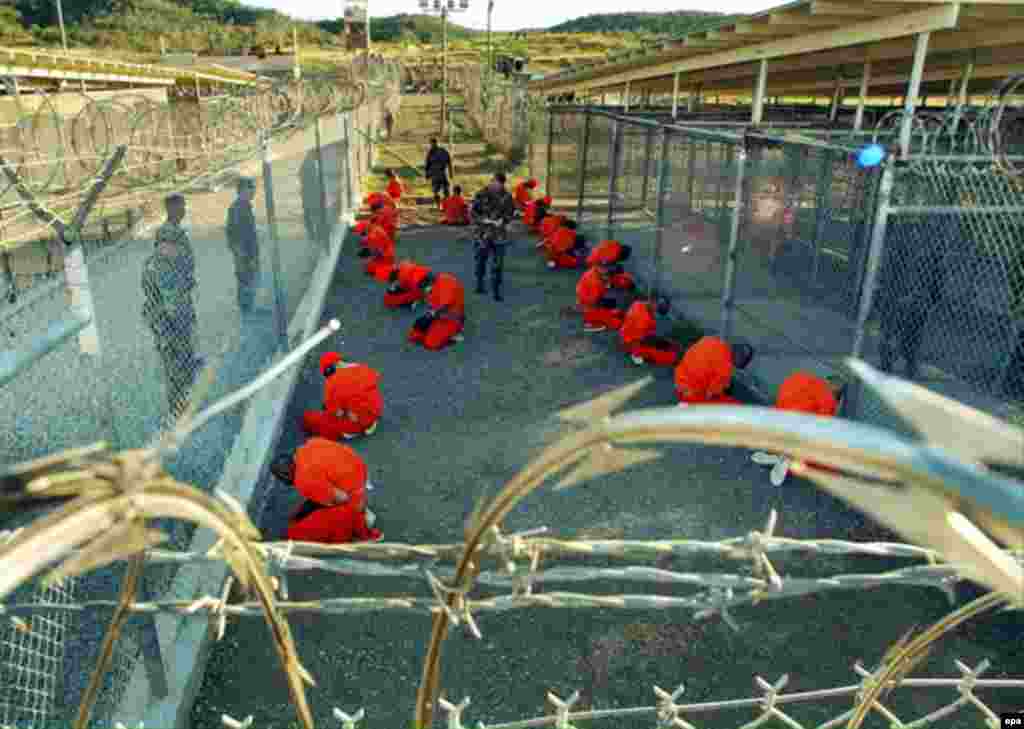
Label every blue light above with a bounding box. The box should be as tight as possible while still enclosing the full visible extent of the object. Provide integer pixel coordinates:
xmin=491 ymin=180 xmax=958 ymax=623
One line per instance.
xmin=856 ymin=143 xmax=886 ymax=168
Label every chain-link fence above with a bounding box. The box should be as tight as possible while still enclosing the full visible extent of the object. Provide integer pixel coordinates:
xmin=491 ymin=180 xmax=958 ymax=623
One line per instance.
xmin=543 ymin=105 xmax=1024 ymax=429
xmin=0 ymin=71 xmax=392 ymax=725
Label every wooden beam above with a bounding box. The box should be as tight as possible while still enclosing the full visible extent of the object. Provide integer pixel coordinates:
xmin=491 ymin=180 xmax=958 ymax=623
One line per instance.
xmin=855 ymin=60 xmax=872 ymax=130
xmin=733 ymin=22 xmax=797 ymax=36
xmin=752 ymin=59 xmax=768 ymax=125
xmin=811 ymin=1 xmax=889 ymax=16
xmin=534 ymin=3 xmax=968 ymax=95
xmin=683 ymin=36 xmax=738 ymax=47
xmin=769 ymin=11 xmax=849 ymax=27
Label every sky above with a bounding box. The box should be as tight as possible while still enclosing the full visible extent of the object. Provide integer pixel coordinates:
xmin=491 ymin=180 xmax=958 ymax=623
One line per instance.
xmin=241 ymin=0 xmax=782 ymax=32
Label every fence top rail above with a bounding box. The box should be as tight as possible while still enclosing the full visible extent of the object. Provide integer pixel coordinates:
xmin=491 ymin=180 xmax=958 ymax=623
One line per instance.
xmin=548 ymin=106 xmax=870 ymax=152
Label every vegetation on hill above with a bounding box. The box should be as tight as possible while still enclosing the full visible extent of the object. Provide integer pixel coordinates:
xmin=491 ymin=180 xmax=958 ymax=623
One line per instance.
xmin=545 ymin=10 xmax=724 ymax=35
xmin=0 ymin=0 xmax=734 ymax=70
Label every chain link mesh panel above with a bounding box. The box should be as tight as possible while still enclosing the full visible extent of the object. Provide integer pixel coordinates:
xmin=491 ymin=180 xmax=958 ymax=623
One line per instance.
xmin=731 ymin=141 xmax=880 ymax=364
xmin=858 ymin=159 xmax=1024 ymax=427
xmin=0 ymin=93 xmax=382 ymax=725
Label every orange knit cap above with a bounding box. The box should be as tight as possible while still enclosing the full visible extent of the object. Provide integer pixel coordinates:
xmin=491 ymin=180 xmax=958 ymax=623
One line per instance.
xmin=319 ymin=351 xmax=343 ymax=376
xmin=776 ymin=371 xmax=838 ymax=416
xmin=675 ymin=336 xmax=734 ymax=402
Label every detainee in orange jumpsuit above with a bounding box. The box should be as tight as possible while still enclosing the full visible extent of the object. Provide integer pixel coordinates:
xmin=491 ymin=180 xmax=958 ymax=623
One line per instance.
xmin=385 ymin=169 xmax=404 ymax=203
xmin=408 ymin=272 xmax=466 ymax=350
xmin=524 ymin=196 xmax=552 ymax=231
xmin=586 ymin=240 xmax=636 ymax=290
xmin=440 ymin=185 xmax=470 ymax=225
xmin=302 ymin=352 xmax=383 ymax=440
xmin=772 ymin=371 xmax=840 ymax=474
xmin=545 ymin=221 xmax=588 ymax=270
xmin=674 ymin=336 xmax=754 ymax=406
xmin=278 ymin=438 xmax=382 ymax=544
xmin=619 ymin=298 xmax=682 ymax=366
xmin=537 ymin=213 xmax=566 ymax=248
xmin=576 ymin=266 xmax=626 ymax=332
xmin=360 ymin=224 xmax=397 ymax=282
xmin=514 ymin=178 xmax=538 ymax=210
xmin=384 ymin=260 xmax=432 ymax=309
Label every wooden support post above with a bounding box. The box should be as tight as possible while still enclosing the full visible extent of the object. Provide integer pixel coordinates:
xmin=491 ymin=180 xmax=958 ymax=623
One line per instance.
xmin=829 ymin=73 xmax=844 ymax=122
xmin=854 ymin=60 xmax=871 ymax=131
xmin=752 ymin=59 xmax=768 ymax=126
xmin=624 ymin=81 xmax=631 ymax=112
xmin=899 ymin=32 xmax=930 ymax=158
xmin=671 ymin=72 xmax=680 ymax=119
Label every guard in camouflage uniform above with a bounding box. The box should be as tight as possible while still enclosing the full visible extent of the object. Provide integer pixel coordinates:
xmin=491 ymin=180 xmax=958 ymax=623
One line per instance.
xmin=225 ymin=177 xmax=260 ymax=314
xmin=142 ymin=194 xmax=203 ymax=421
xmin=470 ymin=173 xmax=517 ymax=302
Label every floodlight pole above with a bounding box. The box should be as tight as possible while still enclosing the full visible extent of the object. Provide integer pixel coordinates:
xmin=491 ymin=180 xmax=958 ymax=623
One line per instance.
xmin=442 ymin=1 xmax=448 ymax=136
xmin=55 ymin=0 xmax=68 ymax=51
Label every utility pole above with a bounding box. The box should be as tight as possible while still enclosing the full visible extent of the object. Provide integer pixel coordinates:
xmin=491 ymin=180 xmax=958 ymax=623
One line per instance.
xmin=420 ymin=0 xmax=469 ymax=141
xmin=442 ymin=1 xmax=448 ymax=137
xmin=55 ymin=0 xmax=68 ymax=51
xmin=486 ymin=0 xmax=494 ymax=91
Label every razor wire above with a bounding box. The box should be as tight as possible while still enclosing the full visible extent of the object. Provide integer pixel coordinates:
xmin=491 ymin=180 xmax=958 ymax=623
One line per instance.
xmin=865 ymin=72 xmax=1024 ymax=179
xmin=0 ymin=72 xmax=379 ymax=251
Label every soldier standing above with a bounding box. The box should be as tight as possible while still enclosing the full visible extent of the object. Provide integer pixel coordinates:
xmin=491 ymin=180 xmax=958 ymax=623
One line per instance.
xmin=225 ymin=177 xmax=260 ymax=315
xmin=470 ymin=172 xmax=517 ymax=302
xmin=142 ymin=194 xmax=203 ymax=421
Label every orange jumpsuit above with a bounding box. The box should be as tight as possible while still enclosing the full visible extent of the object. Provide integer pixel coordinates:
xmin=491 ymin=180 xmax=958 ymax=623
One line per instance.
xmin=774 ymin=372 xmax=839 ymax=473
xmin=386 ymin=177 xmax=403 ymax=202
xmin=364 ymin=225 xmax=396 ymax=281
xmin=287 ymin=503 xmax=380 ymax=544
xmin=620 ymin=301 xmax=681 ymax=366
xmin=292 ymin=437 xmax=369 ymax=508
xmin=302 ymin=363 xmax=384 ymax=438
xmin=545 ymin=226 xmax=585 ymax=269
xmin=674 ymin=336 xmax=742 ymax=405
xmin=514 ymin=180 xmax=536 ymax=210
xmin=374 ymin=206 xmax=399 ymax=238
xmin=384 ymin=261 xmax=432 ymax=308
xmin=586 ymin=240 xmax=635 ymax=290
xmin=576 ymin=267 xmax=624 ymax=330
xmin=408 ymin=272 xmax=465 ymax=350
xmin=440 ymin=195 xmax=469 ymax=225
xmin=539 ymin=214 xmax=565 ymax=240
xmin=776 ymin=372 xmax=838 ymax=417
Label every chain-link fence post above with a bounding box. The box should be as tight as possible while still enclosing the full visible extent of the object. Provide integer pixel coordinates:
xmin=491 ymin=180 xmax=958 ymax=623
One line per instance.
xmin=340 ymin=112 xmax=353 ymax=217
xmin=607 ymin=118 xmax=623 ymax=241
xmin=640 ymin=126 xmax=654 ymax=210
xmin=848 ymin=161 xmax=895 ymax=416
xmin=717 ymin=142 xmax=732 ymax=241
xmin=686 ymin=135 xmax=698 ymax=215
xmin=651 ymin=127 xmax=672 ymax=297
xmin=575 ymin=109 xmax=592 ymax=223
xmin=545 ymin=110 xmax=554 ymax=192
xmin=314 ymin=115 xmax=330 ymax=252
xmin=720 ymin=135 xmax=749 ymax=340
xmin=260 ymin=134 xmax=289 ymax=349
xmin=810 ymin=146 xmax=835 ymax=286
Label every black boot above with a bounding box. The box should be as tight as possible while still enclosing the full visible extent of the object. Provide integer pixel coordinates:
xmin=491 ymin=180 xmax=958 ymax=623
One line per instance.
xmin=493 ymin=282 xmax=503 ymax=302
xmin=476 ymin=278 xmax=487 ymax=294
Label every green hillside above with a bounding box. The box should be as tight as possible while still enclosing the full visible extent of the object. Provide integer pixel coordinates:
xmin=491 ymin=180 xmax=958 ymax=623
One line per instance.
xmin=546 ymin=11 xmax=725 ymax=35
xmin=361 ymin=14 xmax=478 ymax=44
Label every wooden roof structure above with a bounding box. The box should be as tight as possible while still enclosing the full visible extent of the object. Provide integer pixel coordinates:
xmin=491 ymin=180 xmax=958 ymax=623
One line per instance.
xmin=529 ymin=1 xmax=1024 ymax=102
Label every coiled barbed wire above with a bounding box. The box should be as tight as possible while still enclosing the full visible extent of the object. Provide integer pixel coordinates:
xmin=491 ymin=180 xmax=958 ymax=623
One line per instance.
xmin=866 ymin=71 xmax=1024 ymax=180
xmin=0 ymin=64 xmax=401 ymax=249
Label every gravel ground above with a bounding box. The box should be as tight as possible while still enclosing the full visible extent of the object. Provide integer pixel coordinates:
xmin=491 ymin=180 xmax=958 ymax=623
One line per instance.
xmin=190 ymin=219 xmax=1024 ymax=729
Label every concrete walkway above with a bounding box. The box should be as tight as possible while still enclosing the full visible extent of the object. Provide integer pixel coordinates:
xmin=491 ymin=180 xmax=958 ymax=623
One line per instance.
xmin=188 ymin=217 xmax=1022 ymax=729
